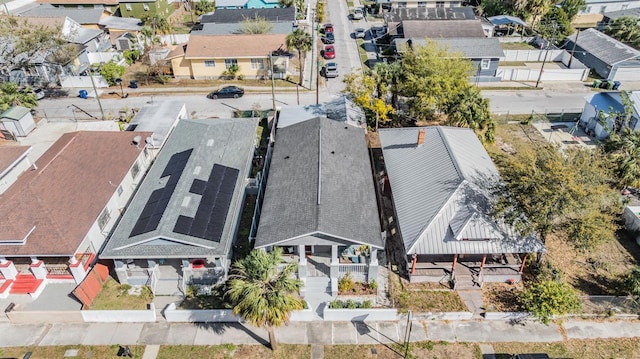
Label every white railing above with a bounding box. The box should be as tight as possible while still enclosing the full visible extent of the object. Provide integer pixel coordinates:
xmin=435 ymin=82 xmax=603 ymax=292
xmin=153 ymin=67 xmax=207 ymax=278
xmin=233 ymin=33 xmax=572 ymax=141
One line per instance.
xmin=338 ymin=264 xmax=367 ymax=275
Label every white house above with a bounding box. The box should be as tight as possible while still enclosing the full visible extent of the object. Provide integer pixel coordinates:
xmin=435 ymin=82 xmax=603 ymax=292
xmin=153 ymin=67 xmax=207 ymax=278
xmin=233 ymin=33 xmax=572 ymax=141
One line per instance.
xmin=579 ymin=91 xmax=640 ymax=139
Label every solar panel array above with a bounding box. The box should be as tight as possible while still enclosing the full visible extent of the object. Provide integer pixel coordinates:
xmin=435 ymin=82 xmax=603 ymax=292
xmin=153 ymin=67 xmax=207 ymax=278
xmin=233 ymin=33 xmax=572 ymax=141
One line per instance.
xmin=173 ymin=164 xmax=239 ymax=242
xmin=129 ymin=149 xmax=193 ymax=237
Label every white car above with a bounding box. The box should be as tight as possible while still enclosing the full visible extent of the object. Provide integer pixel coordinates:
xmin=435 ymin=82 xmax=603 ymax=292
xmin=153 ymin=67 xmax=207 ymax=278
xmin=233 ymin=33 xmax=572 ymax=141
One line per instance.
xmin=352 ymin=8 xmax=364 ymax=20
xmin=355 ymin=28 xmax=365 ymax=39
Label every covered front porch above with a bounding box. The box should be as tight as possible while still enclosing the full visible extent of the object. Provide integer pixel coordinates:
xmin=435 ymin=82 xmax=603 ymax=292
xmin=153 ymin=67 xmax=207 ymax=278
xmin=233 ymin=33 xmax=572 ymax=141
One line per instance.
xmin=407 ymin=253 xmax=528 ymax=287
xmin=279 ymin=244 xmax=380 ymax=282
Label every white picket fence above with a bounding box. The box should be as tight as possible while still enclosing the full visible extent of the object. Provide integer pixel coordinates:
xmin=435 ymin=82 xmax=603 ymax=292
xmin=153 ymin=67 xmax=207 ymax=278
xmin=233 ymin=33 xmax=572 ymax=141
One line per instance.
xmin=498 ymin=49 xmax=589 ymax=82
xmin=60 ymin=75 xmax=109 ymax=88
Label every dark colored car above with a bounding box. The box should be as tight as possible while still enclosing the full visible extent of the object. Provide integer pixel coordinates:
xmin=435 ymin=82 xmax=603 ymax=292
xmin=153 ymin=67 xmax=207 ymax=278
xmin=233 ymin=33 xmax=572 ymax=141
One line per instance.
xmin=323 ymin=45 xmax=336 ymax=59
xmin=322 ymin=23 xmax=334 ymax=33
xmin=321 ymin=32 xmax=335 ymax=44
xmin=207 ymin=86 xmax=244 ymax=99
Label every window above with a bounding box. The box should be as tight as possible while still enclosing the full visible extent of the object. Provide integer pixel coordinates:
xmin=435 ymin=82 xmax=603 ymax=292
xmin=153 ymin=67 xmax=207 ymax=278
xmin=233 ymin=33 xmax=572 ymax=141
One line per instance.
xmin=480 ymin=59 xmax=491 ymax=69
xmin=225 ymin=59 xmax=238 ymax=69
xmin=397 ymin=2 xmax=407 ymax=8
xmin=143 ymin=3 xmax=149 ymax=10
xmin=125 ymin=3 xmax=132 ymax=11
xmin=417 ymin=1 xmax=426 ymax=7
xmin=204 ymin=60 xmax=216 ymax=67
xmin=98 ymin=208 xmax=111 ymax=231
xmin=435 ymin=1 xmax=445 ymax=7
xmin=251 ymin=58 xmax=264 ymax=70
xmin=117 ymin=185 xmax=123 ymax=196
xmin=131 ymin=162 xmax=140 ymax=179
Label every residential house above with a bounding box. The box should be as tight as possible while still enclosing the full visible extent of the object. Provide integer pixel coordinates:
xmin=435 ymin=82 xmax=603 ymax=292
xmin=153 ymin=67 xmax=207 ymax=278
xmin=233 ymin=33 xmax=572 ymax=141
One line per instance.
xmin=169 ymin=34 xmax=290 ymax=80
xmin=377 ymin=0 xmax=464 ymax=10
xmin=36 ymin=0 xmax=119 ymax=15
xmin=395 ymin=37 xmax=505 ymax=81
xmin=254 ymin=117 xmax=383 ymax=304
xmin=37 ymin=0 xmax=174 ymax=18
xmin=565 ymin=29 xmax=640 ymax=81
xmin=579 ymin=90 xmax=640 ymax=139
xmin=389 ymin=19 xmax=486 ymax=38
xmin=378 ymin=127 xmax=545 ymax=286
xmin=200 ymin=7 xmax=295 ymax=23
xmin=100 ymin=118 xmax=258 ymax=295
xmin=0 ymin=106 xmax=36 ymax=137
xmin=190 ymin=21 xmax=293 ymax=35
xmin=603 ymin=7 xmax=640 ymax=23
xmin=215 ymin=0 xmax=279 ymax=9
xmin=0 ymin=146 xmax=31 ymax=195
xmin=125 ymin=100 xmax=189 ymax=155
xmin=575 ymin=0 xmax=640 ymax=24
xmin=276 ymin=96 xmax=367 ymax=129
xmin=1 ymin=0 xmax=37 ymax=15
xmin=18 ymin=4 xmax=107 ymax=29
xmin=0 ymin=131 xmax=152 ymax=299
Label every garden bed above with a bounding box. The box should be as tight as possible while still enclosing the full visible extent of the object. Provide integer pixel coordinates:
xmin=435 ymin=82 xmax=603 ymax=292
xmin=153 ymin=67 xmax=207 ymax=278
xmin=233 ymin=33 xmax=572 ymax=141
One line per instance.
xmin=89 ymin=278 xmax=152 ymax=310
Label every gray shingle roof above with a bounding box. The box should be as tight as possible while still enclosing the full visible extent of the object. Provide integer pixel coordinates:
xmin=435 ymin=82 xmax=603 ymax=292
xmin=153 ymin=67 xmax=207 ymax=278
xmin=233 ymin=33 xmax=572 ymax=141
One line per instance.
xmin=255 ymin=117 xmax=382 ymax=249
xmin=191 ymin=22 xmax=293 ymax=35
xmin=604 ymin=7 xmax=640 ymax=20
xmin=100 ymin=118 xmax=258 ymax=259
xmin=99 ymin=16 xmax=143 ymax=31
xmin=19 ymin=4 xmax=104 ymax=24
xmin=401 ymin=20 xmax=485 ymax=38
xmin=566 ymin=28 xmax=640 ymax=66
xmin=396 ymin=37 xmax=505 ymax=58
xmin=383 ymin=6 xmax=475 ymax=22
xmin=201 ymin=8 xmax=295 ymax=23
xmin=379 ymin=127 xmax=544 ymax=256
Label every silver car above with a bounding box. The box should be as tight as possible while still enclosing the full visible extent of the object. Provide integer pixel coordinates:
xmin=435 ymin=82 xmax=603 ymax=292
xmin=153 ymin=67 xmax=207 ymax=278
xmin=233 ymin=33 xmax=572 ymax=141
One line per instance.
xmin=352 ymin=8 xmax=364 ymax=20
xmin=323 ymin=62 xmax=339 ymax=78
xmin=355 ymin=28 xmax=365 ymax=39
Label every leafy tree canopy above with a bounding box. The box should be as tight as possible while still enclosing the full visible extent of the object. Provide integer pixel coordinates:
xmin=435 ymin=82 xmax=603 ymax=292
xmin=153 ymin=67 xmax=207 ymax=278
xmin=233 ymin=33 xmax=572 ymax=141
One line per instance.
xmin=343 ymin=71 xmax=394 ymax=129
xmin=561 ymin=0 xmax=587 ymax=20
xmin=99 ymin=61 xmax=126 ymax=86
xmin=195 ymin=0 xmax=215 ymax=15
xmin=603 ymin=16 xmax=640 ymax=48
xmin=285 ymin=29 xmax=312 ymax=85
xmin=519 ymin=280 xmax=582 ymax=324
xmin=0 ymin=82 xmax=38 ymax=111
xmin=226 ymin=248 xmax=303 ymax=351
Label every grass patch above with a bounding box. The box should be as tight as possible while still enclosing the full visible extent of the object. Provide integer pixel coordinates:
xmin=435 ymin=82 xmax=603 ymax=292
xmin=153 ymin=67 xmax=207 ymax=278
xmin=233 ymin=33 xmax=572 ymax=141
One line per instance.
xmin=89 ymin=277 xmax=152 ymax=310
xmin=347 ymin=1 xmax=354 ymax=6
xmin=157 ymin=344 xmax=311 ymax=359
xmin=325 ymin=342 xmax=481 ymax=359
xmin=500 ymin=61 xmax=528 ymax=66
xmin=492 ymin=338 xmax=640 ymax=359
xmin=357 ymin=39 xmax=368 ymax=65
xmin=232 ymin=194 xmax=257 ymax=262
xmin=388 ymin=271 xmax=467 ymax=312
xmin=0 ymin=345 xmax=145 ymax=359
xmin=501 ymin=42 xmax=538 ymax=50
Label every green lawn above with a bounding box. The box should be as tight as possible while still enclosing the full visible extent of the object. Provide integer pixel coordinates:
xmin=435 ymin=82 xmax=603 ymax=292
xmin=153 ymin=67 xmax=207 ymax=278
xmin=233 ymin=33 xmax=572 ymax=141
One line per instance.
xmin=157 ymin=344 xmax=311 ymax=359
xmin=89 ymin=278 xmax=152 ymax=310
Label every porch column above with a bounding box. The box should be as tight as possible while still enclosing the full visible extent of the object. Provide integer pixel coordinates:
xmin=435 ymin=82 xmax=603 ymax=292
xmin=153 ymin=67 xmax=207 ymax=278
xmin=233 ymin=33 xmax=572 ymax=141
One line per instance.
xmin=519 ymin=253 xmax=528 ymax=274
xmin=147 ymin=259 xmax=157 ymax=272
xmin=298 ymin=245 xmax=307 ymax=278
xmin=68 ymin=256 xmax=87 ymax=283
xmin=410 ymin=254 xmax=417 ymax=275
xmin=29 ymin=257 xmax=47 ymax=280
xmin=479 ymin=255 xmax=487 ymax=272
xmin=368 ymin=248 xmax=379 ymax=282
xmin=330 ymin=245 xmax=339 ymax=278
xmin=114 ymin=260 xmax=129 ymax=284
xmin=0 ymin=257 xmax=18 ymax=279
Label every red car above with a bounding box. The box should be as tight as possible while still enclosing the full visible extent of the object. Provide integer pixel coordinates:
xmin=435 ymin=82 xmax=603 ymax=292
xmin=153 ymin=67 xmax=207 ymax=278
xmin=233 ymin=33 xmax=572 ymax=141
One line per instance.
xmin=323 ymin=23 xmax=334 ymax=33
xmin=323 ymin=45 xmax=336 ymax=59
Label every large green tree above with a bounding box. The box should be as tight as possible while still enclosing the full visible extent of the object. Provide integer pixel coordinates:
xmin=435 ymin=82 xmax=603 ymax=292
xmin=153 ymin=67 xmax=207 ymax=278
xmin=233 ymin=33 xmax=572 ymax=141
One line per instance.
xmin=492 ymin=144 xmax=620 ymax=250
xmin=561 ymin=0 xmax=587 ymax=20
xmin=0 ymin=82 xmax=38 ymax=111
xmin=398 ymin=40 xmax=472 ymax=121
xmin=373 ymin=61 xmax=401 ymax=108
xmin=519 ymin=280 xmax=582 ymax=324
xmin=604 ymin=128 xmax=640 ymax=188
xmin=342 ymin=71 xmax=394 ymax=129
xmin=195 ymin=0 xmax=215 ymax=15
xmin=604 ymin=17 xmax=640 ymax=48
xmin=285 ymin=29 xmax=312 ymax=86
xmin=443 ymin=87 xmax=495 ymax=143
xmin=226 ymin=248 xmax=303 ymax=351
xmin=99 ymin=62 xmax=126 ymax=86
xmin=141 ymin=14 xmax=172 ymax=35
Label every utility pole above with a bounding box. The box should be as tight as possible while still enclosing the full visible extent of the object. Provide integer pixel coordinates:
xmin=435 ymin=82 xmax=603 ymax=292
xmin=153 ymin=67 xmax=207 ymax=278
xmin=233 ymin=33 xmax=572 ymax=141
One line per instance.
xmin=88 ymin=66 xmax=105 ymax=120
xmin=535 ymin=22 xmax=557 ymax=89
xmin=269 ymin=51 xmax=276 ymax=111
xmin=568 ymin=28 xmax=582 ymax=68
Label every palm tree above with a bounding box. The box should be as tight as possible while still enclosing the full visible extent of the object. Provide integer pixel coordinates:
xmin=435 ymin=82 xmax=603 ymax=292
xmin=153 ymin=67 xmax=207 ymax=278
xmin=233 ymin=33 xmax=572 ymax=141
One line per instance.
xmin=0 ymin=82 xmax=38 ymax=111
xmin=373 ymin=61 xmax=401 ymax=108
xmin=604 ymin=128 xmax=640 ymax=188
xmin=444 ymin=86 xmax=495 ymax=143
xmin=604 ymin=17 xmax=640 ymax=48
xmin=286 ymin=29 xmax=313 ymax=86
xmin=226 ymin=248 xmax=303 ymax=351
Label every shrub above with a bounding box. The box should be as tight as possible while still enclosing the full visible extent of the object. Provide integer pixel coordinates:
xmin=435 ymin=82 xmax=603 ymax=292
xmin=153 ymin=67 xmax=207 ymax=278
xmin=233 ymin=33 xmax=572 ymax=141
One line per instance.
xmin=329 ymin=300 xmax=344 ymax=309
xmin=361 ymin=300 xmax=372 ymax=309
xmin=123 ymin=50 xmax=140 ymax=65
xmin=369 ymin=279 xmax=378 ymax=291
xmin=119 ymin=283 xmax=132 ymax=296
xmin=141 ymin=285 xmax=154 ymax=300
xmin=519 ymin=280 xmax=582 ymax=324
xmin=338 ymin=272 xmax=355 ymax=293
xmin=345 ymin=299 xmax=358 ymax=309
xmin=99 ymin=61 xmax=126 ymax=86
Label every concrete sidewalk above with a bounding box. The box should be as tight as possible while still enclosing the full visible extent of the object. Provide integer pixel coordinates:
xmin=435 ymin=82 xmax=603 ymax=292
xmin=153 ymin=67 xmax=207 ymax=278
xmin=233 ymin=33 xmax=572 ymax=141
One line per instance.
xmin=1 ymin=319 xmax=639 ymax=348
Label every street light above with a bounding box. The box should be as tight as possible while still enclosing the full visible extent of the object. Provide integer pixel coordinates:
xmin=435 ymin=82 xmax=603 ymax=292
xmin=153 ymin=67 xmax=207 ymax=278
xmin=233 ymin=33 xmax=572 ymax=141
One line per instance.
xmin=114 ymin=78 xmax=128 ymax=99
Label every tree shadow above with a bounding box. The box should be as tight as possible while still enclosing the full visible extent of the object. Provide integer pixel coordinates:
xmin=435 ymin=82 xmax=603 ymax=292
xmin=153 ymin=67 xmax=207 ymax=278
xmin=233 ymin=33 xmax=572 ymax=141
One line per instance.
xmin=191 ymin=321 xmax=270 ymax=348
xmin=352 ymin=321 xmax=404 ymax=357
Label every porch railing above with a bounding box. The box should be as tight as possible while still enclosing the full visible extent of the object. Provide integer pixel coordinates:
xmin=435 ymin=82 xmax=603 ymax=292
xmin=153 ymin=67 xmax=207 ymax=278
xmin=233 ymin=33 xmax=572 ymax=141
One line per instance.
xmin=338 ymin=264 xmax=367 ymax=275
xmin=47 ymin=264 xmax=72 ymax=276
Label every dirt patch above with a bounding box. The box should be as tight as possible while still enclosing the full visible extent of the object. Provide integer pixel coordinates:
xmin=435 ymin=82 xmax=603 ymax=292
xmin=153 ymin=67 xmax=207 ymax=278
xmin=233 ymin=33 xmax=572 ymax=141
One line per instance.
xmin=482 ymin=283 xmax=523 ymax=312
xmin=492 ymin=338 xmax=640 ymax=359
xmin=388 ymin=271 xmax=467 ymax=312
xmin=325 ymin=342 xmax=480 ymax=359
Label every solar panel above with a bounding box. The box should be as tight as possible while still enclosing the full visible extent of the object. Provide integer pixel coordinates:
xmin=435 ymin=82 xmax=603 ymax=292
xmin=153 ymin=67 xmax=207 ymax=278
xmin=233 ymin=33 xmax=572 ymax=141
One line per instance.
xmin=129 ymin=149 xmax=193 ymax=237
xmin=173 ymin=164 xmax=239 ymax=242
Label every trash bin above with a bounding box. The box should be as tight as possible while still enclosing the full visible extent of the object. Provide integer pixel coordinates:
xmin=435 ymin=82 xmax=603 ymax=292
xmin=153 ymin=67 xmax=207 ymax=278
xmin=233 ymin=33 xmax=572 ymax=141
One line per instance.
xmin=129 ymin=80 xmax=138 ymax=89
xmin=613 ymin=81 xmax=621 ymax=90
xmin=599 ymin=80 xmax=610 ymax=89
xmin=79 ymin=89 xmax=88 ymax=99
xmin=592 ymin=79 xmax=601 ymax=88
xmin=607 ymin=80 xmax=615 ymax=90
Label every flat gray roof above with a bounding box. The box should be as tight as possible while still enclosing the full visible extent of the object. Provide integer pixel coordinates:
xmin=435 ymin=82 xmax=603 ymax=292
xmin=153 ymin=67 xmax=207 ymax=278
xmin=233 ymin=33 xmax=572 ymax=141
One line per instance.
xmin=129 ymin=101 xmax=188 ymax=149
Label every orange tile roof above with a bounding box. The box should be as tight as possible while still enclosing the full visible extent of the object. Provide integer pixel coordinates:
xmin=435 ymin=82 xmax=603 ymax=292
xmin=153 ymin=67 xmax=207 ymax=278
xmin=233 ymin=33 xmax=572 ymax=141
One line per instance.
xmin=185 ymin=34 xmax=289 ymax=59
xmin=166 ymin=43 xmax=187 ymax=59
xmin=0 ymin=131 xmax=151 ymax=256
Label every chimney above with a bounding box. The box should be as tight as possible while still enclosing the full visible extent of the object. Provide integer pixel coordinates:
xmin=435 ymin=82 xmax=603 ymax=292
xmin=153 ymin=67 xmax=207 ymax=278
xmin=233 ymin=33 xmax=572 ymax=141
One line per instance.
xmin=417 ymin=129 xmax=425 ymax=145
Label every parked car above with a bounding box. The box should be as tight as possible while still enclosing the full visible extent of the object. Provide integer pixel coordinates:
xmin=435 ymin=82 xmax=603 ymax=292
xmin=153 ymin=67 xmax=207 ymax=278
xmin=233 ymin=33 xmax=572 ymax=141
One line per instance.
xmin=351 ymin=7 xmax=364 ymax=20
xmin=510 ymin=354 xmax=550 ymax=359
xmin=207 ymin=86 xmax=244 ymax=99
xmin=323 ymin=62 xmax=339 ymax=78
xmin=321 ymin=32 xmax=335 ymax=44
xmin=354 ymin=28 xmax=365 ymax=39
xmin=323 ymin=45 xmax=336 ymax=59
xmin=322 ymin=23 xmax=334 ymax=33
xmin=530 ymin=36 xmax=551 ymax=49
